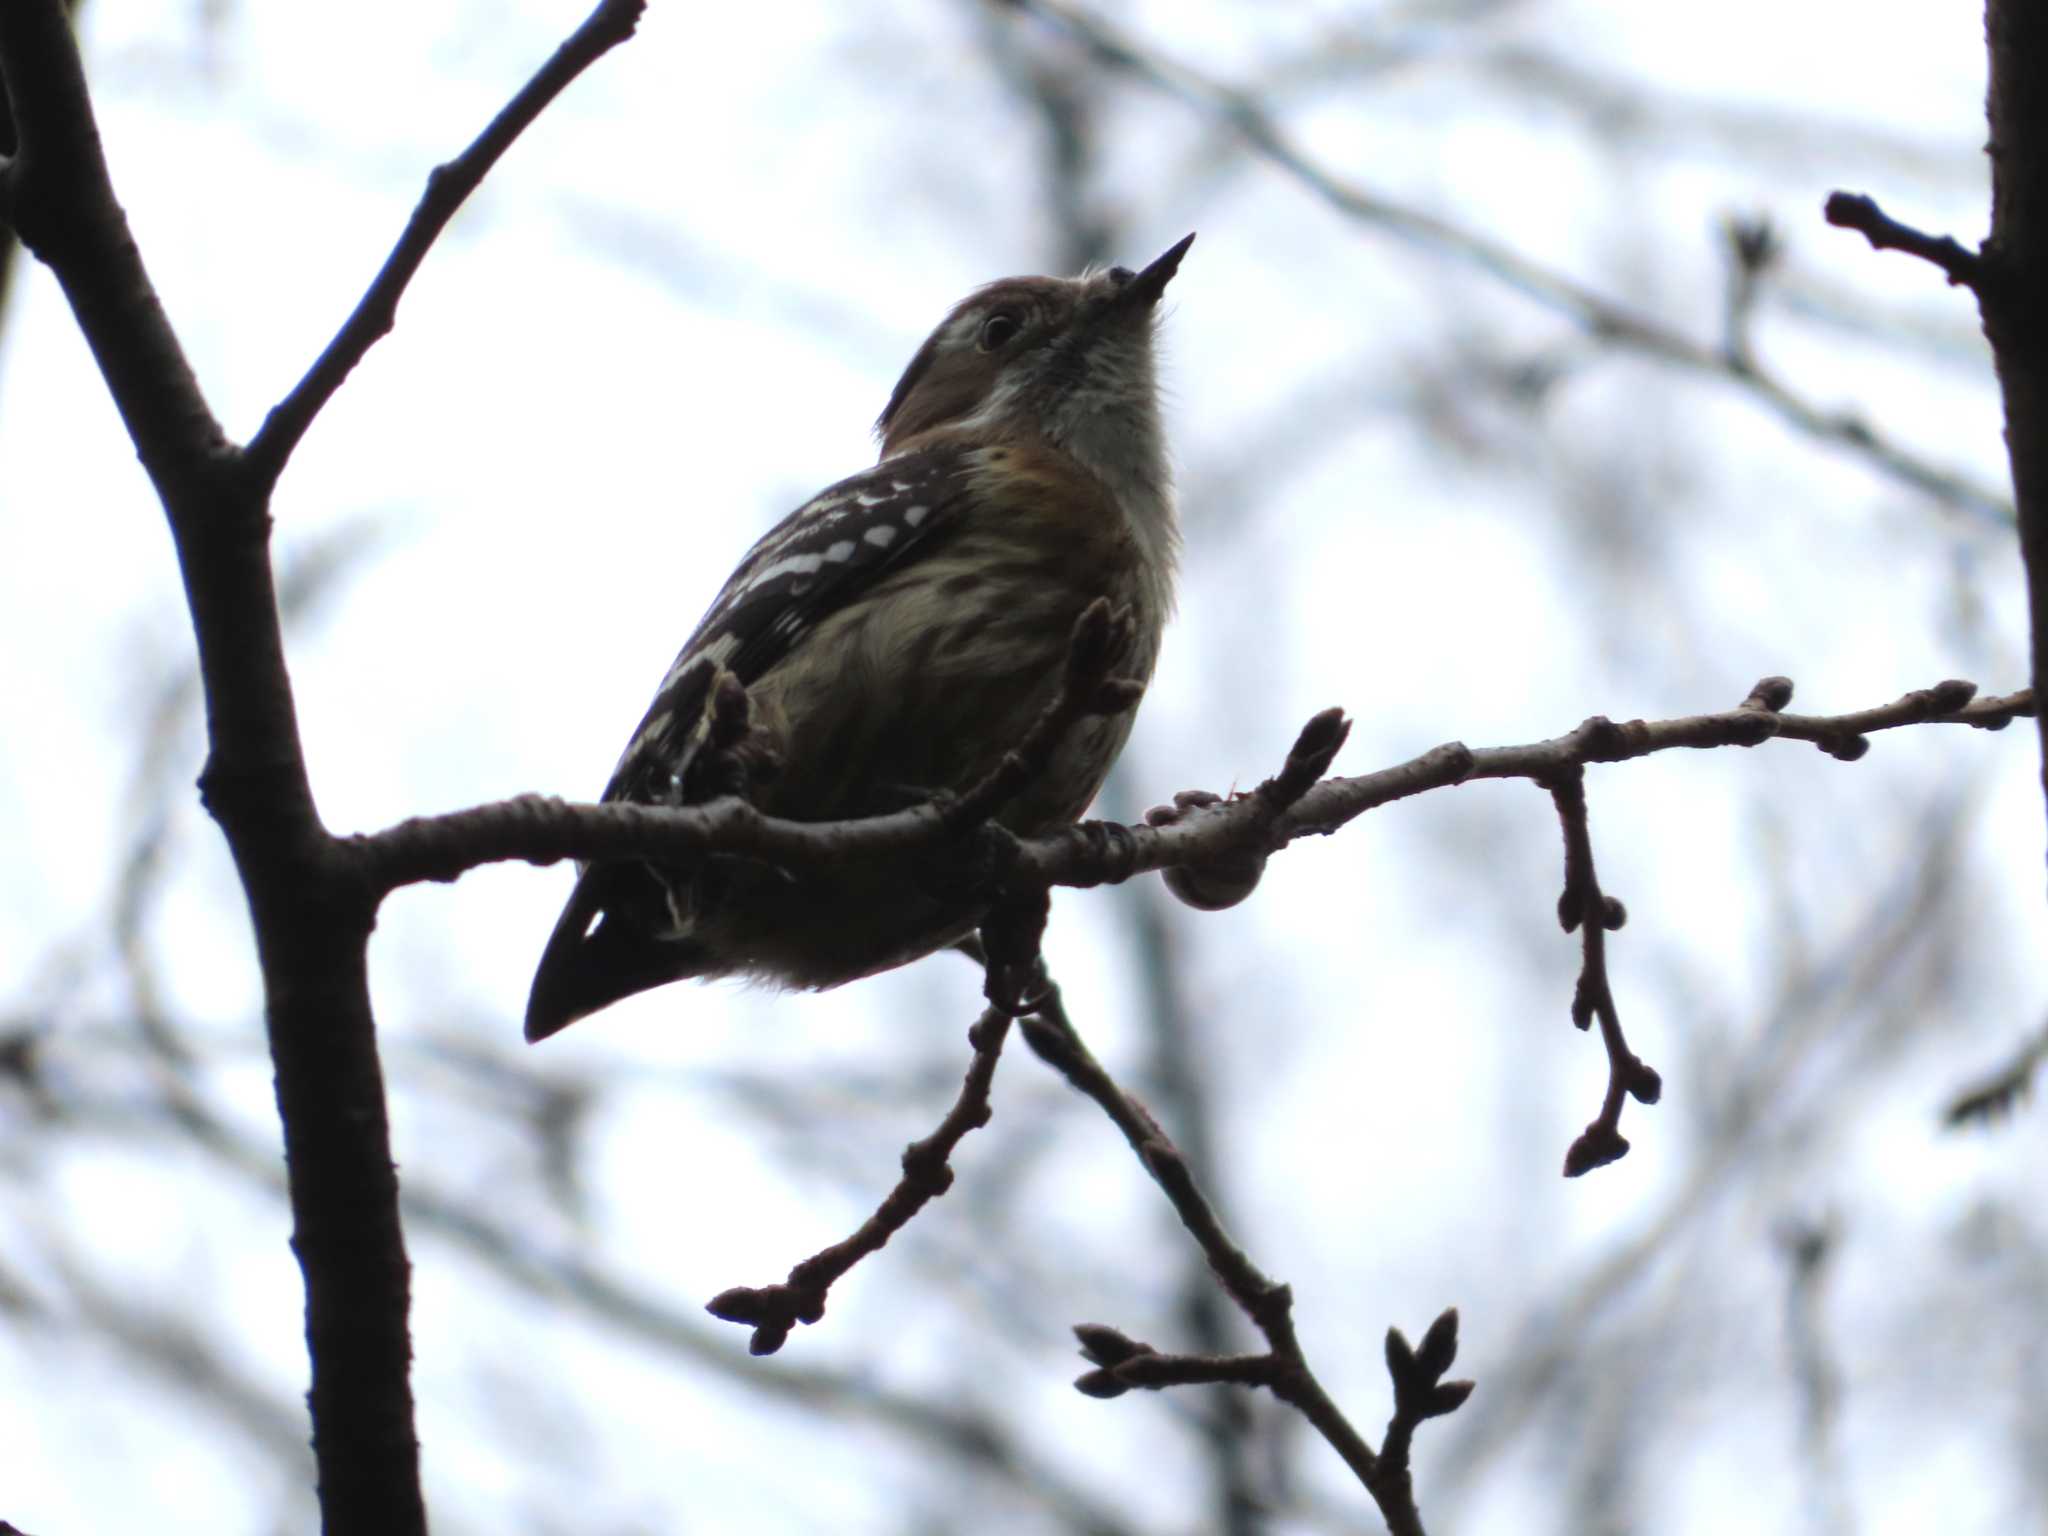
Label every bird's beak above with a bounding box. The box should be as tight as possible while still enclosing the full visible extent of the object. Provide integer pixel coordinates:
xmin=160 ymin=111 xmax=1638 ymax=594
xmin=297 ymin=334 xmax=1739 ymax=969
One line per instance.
xmin=1118 ymin=232 xmax=1195 ymax=307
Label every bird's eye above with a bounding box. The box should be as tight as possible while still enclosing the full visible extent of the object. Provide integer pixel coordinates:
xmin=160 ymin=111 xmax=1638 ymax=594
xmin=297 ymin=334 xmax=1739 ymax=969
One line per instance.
xmin=977 ymin=312 xmax=1023 ymax=351
xmin=1107 ymin=266 xmax=1136 ymax=286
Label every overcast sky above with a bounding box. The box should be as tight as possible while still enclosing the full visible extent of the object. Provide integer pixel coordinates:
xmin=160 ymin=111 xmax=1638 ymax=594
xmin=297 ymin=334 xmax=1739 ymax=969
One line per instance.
xmin=0 ymin=2 xmax=2039 ymax=1533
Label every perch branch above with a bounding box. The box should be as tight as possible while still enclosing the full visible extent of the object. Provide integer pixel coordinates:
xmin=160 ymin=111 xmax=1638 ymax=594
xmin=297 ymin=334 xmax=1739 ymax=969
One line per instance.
xmin=359 ymin=678 xmax=2033 ymax=896
xmin=361 ymin=678 xmax=2027 ymax=1173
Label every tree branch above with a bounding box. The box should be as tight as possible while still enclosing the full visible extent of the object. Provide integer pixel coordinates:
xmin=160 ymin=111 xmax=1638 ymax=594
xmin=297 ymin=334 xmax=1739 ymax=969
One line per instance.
xmin=0 ymin=0 xmax=87 ymax=395
xmin=1544 ymin=767 xmax=1660 ymax=1176
xmin=0 ymin=4 xmax=418 ymax=1526
xmin=1983 ymin=0 xmax=2048 ymax=867
xmin=367 ymin=677 xmax=2024 ymax=1172
xmin=361 ymin=677 xmax=2033 ymax=895
xmin=705 ymin=1008 xmax=1014 ymax=1355
xmin=1823 ymin=190 xmax=1984 ymax=289
xmin=691 ymin=956 xmax=1477 ymax=1529
xmin=1025 ymin=983 xmax=1470 ymax=1536
xmin=244 ymin=0 xmax=646 ymax=487
xmin=0 ymin=3 xmax=647 ymax=1528
xmin=0 ymin=0 xmax=230 ymax=489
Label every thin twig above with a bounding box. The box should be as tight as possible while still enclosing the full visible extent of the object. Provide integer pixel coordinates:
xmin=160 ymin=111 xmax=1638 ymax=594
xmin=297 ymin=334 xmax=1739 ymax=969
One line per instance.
xmin=1543 ymin=768 xmax=1660 ymax=1176
xmin=243 ymin=0 xmax=647 ymax=486
xmin=1768 ymin=676 xmax=2007 ymax=757
xmin=1823 ymin=191 xmax=1984 ymax=290
xmin=705 ymin=1008 xmax=1014 ymax=1354
xmin=1024 ymin=983 xmax=1470 ymax=1536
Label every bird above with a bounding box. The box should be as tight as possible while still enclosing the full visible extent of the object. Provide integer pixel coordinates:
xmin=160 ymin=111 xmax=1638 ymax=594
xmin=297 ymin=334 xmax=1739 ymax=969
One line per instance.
xmin=524 ymin=234 xmax=1192 ymax=1042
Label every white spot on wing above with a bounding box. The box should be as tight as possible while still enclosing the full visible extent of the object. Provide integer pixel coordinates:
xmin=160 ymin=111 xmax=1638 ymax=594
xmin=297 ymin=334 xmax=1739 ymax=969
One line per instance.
xmin=903 ymin=505 xmax=930 ymax=528
xmin=824 ymin=539 xmax=856 ymax=563
xmin=864 ymin=525 xmax=897 ymax=548
xmin=741 ymin=551 xmax=825 ymax=591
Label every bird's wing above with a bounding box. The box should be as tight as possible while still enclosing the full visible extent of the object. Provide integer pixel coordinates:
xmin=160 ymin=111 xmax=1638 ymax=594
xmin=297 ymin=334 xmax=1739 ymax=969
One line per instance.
xmin=599 ymin=444 xmax=977 ymax=806
xmin=527 ymin=444 xmax=980 ymax=1041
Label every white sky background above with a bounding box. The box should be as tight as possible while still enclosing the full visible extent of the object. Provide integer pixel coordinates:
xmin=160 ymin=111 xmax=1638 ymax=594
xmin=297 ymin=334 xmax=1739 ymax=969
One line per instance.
xmin=0 ymin=1 xmax=2041 ymax=1533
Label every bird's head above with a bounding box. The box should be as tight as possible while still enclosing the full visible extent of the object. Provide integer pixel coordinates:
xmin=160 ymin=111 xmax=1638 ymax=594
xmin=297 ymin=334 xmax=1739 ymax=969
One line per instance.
xmin=874 ymin=234 xmax=1194 ymax=488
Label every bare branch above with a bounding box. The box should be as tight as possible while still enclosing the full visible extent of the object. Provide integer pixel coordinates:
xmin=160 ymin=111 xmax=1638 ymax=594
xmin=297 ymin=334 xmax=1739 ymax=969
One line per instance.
xmin=243 ymin=0 xmax=647 ymax=487
xmin=706 ymin=1008 xmax=1014 ymax=1354
xmin=360 ymin=678 xmax=2031 ymax=896
xmin=1984 ymin=0 xmax=2048 ymax=850
xmin=368 ymin=676 xmax=2025 ymax=1179
xmin=1764 ymin=675 xmax=2003 ymax=757
xmin=0 ymin=3 xmax=413 ymax=1525
xmin=0 ymin=3 xmax=650 ymax=1528
xmin=1378 ymin=1311 xmax=1479 ymax=1494
xmin=1025 ymin=982 xmax=1467 ymax=1536
xmin=1544 ymin=768 xmax=1660 ymax=1176
xmin=0 ymin=0 xmax=229 ymax=486
xmin=1823 ymin=190 xmax=1984 ymax=290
